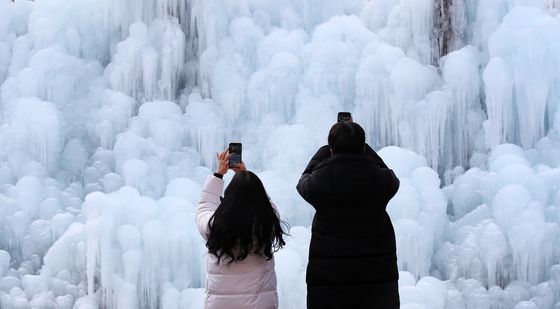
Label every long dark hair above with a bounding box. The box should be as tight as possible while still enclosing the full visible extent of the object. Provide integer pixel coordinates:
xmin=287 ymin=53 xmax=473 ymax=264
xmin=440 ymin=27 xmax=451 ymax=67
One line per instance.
xmin=206 ymin=171 xmax=287 ymax=264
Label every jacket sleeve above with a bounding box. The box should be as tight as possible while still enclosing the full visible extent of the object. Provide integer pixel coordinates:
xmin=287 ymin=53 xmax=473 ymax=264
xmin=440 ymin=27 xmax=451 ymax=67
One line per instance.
xmin=302 ymin=145 xmax=331 ymax=174
xmin=196 ymin=174 xmax=224 ymax=240
xmin=296 ymin=173 xmax=320 ymax=208
xmin=298 ymin=146 xmax=330 ymax=207
xmin=365 ymin=143 xmax=399 ymax=201
xmin=365 ymin=143 xmax=388 ymax=169
xmin=381 ymin=168 xmax=400 ymax=201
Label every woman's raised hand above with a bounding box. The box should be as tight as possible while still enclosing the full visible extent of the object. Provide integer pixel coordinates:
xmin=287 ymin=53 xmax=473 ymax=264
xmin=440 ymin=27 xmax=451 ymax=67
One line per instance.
xmin=216 ymin=149 xmax=231 ymax=176
xmin=230 ymin=162 xmax=247 ymax=173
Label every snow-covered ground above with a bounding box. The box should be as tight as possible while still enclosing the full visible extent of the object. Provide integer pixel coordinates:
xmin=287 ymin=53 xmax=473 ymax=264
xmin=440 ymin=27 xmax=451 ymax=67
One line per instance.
xmin=2 ymin=0 xmax=560 ymax=308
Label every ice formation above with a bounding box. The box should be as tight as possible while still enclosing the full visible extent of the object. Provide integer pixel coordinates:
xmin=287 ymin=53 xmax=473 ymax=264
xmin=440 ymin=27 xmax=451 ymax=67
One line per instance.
xmin=2 ymin=0 xmax=560 ymax=308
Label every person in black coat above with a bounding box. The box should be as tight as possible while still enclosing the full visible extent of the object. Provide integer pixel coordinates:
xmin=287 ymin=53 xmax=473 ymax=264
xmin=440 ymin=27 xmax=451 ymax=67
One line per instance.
xmin=297 ymin=122 xmax=400 ymax=309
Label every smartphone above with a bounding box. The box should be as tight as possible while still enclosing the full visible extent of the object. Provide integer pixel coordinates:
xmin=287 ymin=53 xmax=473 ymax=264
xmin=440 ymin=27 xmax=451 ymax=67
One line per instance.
xmin=337 ymin=112 xmax=352 ymax=123
xmin=228 ymin=143 xmax=242 ymax=167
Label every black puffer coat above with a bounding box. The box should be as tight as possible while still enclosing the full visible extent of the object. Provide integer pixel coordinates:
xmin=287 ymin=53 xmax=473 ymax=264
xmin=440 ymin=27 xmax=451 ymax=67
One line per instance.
xmin=297 ymin=145 xmax=400 ymax=309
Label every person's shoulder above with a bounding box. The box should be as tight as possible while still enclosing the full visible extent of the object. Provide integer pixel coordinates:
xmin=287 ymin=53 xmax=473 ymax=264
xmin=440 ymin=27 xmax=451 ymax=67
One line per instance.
xmin=313 ymin=145 xmax=331 ymax=157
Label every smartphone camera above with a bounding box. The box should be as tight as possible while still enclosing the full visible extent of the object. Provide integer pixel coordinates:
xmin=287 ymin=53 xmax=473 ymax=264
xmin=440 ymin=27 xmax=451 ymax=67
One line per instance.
xmin=228 ymin=143 xmax=242 ymax=168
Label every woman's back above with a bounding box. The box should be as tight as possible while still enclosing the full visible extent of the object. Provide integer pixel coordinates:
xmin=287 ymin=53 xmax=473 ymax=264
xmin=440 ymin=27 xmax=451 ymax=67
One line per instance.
xmin=205 ymin=253 xmax=278 ymax=309
xmin=196 ymin=152 xmax=285 ymax=309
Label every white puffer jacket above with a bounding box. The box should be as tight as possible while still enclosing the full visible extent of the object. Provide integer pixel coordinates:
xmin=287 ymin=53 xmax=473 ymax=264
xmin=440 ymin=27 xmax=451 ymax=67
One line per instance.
xmin=196 ymin=175 xmax=279 ymax=309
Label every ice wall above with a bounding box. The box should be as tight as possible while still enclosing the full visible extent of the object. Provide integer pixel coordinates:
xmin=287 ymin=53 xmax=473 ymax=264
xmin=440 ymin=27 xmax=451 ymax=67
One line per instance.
xmin=105 ymin=19 xmax=186 ymax=102
xmin=191 ymin=0 xmax=473 ymax=172
xmin=485 ymin=7 xmax=560 ymax=149
xmin=3 ymin=0 xmax=560 ymax=308
xmin=381 ymin=147 xmax=448 ymax=278
xmin=436 ymin=144 xmax=560 ymax=308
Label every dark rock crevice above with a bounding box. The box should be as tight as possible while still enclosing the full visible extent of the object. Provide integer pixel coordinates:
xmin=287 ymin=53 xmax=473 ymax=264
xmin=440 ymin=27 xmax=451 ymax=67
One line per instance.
xmin=432 ymin=0 xmax=467 ymax=65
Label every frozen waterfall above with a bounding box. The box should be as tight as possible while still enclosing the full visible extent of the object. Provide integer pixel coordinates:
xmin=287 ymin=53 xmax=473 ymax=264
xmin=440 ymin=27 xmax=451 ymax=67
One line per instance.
xmin=2 ymin=0 xmax=560 ymax=308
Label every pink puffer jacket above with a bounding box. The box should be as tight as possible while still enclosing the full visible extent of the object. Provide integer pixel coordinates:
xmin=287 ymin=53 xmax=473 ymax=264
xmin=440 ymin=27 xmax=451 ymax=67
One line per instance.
xmin=196 ymin=175 xmax=279 ymax=309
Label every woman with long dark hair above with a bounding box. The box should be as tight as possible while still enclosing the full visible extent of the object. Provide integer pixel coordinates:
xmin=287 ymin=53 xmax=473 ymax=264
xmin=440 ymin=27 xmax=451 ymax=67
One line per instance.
xmin=196 ymin=149 xmax=286 ymax=309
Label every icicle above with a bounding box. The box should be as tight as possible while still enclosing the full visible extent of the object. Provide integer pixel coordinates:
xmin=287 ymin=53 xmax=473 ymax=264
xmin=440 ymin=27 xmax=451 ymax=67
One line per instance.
xmin=139 ymin=221 xmax=164 ymax=309
xmin=230 ymin=17 xmax=264 ymax=70
xmin=248 ymin=52 xmax=300 ymax=121
xmin=483 ymin=57 xmax=514 ymax=148
xmin=488 ymin=7 xmax=560 ymax=149
xmin=355 ymin=57 xmax=395 ymax=149
xmin=402 ymin=91 xmax=449 ymax=172
xmin=390 ymin=57 xmax=440 ymax=156
xmin=355 ymin=43 xmax=404 ymax=149
xmin=479 ymin=221 xmax=509 ymax=287
xmin=508 ymin=206 xmax=557 ymax=285
xmin=108 ymin=19 xmax=185 ymax=101
xmin=116 ymin=282 xmax=138 ymax=309
xmin=305 ymin=16 xmax=376 ymax=110
xmin=514 ymin=73 xmax=549 ymax=149
xmin=155 ymin=18 xmax=185 ymax=100
xmin=142 ymin=47 xmax=158 ymax=101
xmin=83 ymin=193 xmax=102 ymax=296
xmin=0 ymin=42 xmax=10 ymax=84
xmin=403 ymin=0 xmax=433 ymax=64
xmin=15 ymin=176 xmax=45 ymax=220
xmin=441 ymin=46 xmax=482 ymax=167
xmin=9 ymin=98 xmax=61 ymax=173
xmin=184 ymin=92 xmax=225 ymax=167
xmin=395 ymin=219 xmax=434 ymax=278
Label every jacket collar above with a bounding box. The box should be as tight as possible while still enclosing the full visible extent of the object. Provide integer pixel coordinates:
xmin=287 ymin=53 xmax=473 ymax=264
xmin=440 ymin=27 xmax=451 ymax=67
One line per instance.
xmin=314 ymin=152 xmax=378 ymax=171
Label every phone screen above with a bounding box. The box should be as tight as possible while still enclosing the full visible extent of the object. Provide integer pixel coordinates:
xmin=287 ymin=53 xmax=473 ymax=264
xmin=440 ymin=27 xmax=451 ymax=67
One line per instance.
xmin=228 ymin=143 xmax=242 ymax=167
xmin=338 ymin=112 xmax=352 ymax=123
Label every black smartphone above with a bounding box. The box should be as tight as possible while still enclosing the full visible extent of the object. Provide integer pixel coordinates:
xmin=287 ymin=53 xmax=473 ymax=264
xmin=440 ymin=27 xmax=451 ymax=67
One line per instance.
xmin=337 ymin=112 xmax=352 ymax=123
xmin=228 ymin=143 xmax=242 ymax=167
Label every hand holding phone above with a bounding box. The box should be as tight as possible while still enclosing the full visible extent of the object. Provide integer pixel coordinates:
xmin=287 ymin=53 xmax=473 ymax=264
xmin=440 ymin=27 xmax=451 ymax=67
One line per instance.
xmin=228 ymin=143 xmax=242 ymax=168
xmin=337 ymin=112 xmax=352 ymax=123
xmin=230 ymin=162 xmax=247 ymax=173
xmin=216 ymin=149 xmax=230 ymax=175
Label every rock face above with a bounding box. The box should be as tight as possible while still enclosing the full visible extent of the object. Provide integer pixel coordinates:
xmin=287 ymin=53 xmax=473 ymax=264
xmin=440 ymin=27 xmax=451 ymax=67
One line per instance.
xmin=432 ymin=0 xmax=467 ymax=65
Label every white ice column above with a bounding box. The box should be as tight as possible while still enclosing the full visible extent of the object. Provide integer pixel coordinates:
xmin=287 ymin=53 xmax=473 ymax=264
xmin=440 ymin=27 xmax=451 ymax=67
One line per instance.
xmin=406 ymin=91 xmax=449 ymax=172
xmin=378 ymin=0 xmax=434 ymax=64
xmin=184 ymin=92 xmax=225 ymax=167
xmin=9 ymin=98 xmax=61 ymax=173
xmin=390 ymin=57 xmax=440 ymax=155
xmin=513 ymin=69 xmax=550 ymax=149
xmin=403 ymin=0 xmax=434 ymax=63
xmin=441 ymin=46 xmax=482 ymax=167
xmin=483 ymin=57 xmax=514 ymax=148
xmin=153 ymin=18 xmax=186 ymax=100
xmin=487 ymin=7 xmax=560 ymax=149
xmin=304 ymin=16 xmax=376 ymax=110
xmin=107 ymin=19 xmax=185 ymax=101
xmin=355 ymin=43 xmax=405 ymax=149
xmin=248 ymin=52 xmax=301 ymax=121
